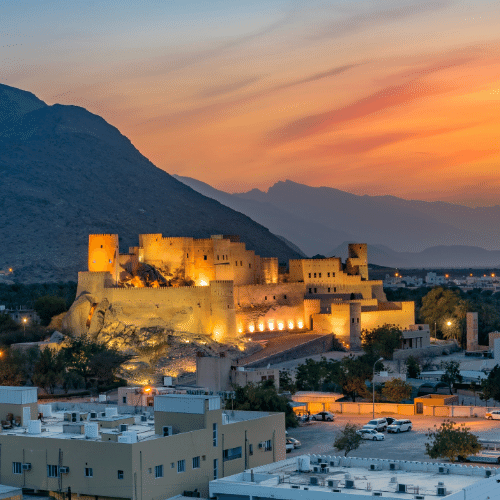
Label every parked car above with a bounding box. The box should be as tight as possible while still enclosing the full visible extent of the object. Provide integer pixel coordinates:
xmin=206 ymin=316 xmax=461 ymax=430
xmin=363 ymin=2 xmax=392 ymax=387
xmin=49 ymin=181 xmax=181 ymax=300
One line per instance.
xmin=387 ymin=419 xmax=413 ymax=433
xmin=311 ymin=411 xmax=335 ymax=422
xmin=287 ymin=437 xmax=301 ymax=448
xmin=363 ymin=418 xmax=388 ymax=432
xmin=286 ymin=438 xmax=295 ymax=453
xmin=485 ymin=410 xmax=500 ymax=420
xmin=356 ymin=428 xmax=385 ymax=441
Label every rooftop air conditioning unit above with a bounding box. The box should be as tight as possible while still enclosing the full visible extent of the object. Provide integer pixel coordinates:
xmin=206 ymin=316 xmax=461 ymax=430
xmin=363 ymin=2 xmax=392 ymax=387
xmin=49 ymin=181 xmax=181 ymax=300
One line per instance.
xmin=71 ymin=413 xmax=78 ymax=422
xmin=22 ymin=463 xmax=31 ymax=471
xmin=322 ymin=466 xmax=330 ymax=474
xmin=141 ymin=415 xmax=147 ymax=422
xmin=327 ymin=479 xmax=339 ymax=488
xmin=415 ymin=496 xmax=425 ymax=500
xmin=486 ymin=470 xmax=492 ymax=477
xmin=90 ymin=412 xmax=97 ymax=419
xmin=389 ymin=463 xmax=400 ymax=470
xmin=59 ymin=466 xmax=70 ymax=474
xmin=310 ymin=477 xmax=318 ymax=485
xmin=370 ymin=464 xmax=382 ymax=471
xmin=332 ymin=489 xmax=342 ymax=493
xmin=162 ymin=426 xmax=172 ymax=437
xmin=313 ymin=466 xmax=320 ymax=473
xmin=438 ymin=467 xmax=449 ymax=474
xmin=100 ymin=412 xmax=106 ymax=417
xmin=437 ymin=487 xmax=446 ymax=496
xmin=398 ymin=484 xmax=407 ymax=493
xmin=372 ymin=492 xmax=383 ymax=497
xmin=345 ymin=480 xmax=354 ymax=489
xmin=330 ymin=460 xmax=338 ymax=467
xmin=291 ymin=485 xmax=300 ymax=489
xmin=120 ymin=424 xmax=128 ymax=432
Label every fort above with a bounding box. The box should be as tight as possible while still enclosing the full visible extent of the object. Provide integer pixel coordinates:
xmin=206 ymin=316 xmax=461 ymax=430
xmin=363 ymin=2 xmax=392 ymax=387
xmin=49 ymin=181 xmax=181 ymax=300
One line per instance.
xmin=65 ymin=234 xmax=415 ymax=349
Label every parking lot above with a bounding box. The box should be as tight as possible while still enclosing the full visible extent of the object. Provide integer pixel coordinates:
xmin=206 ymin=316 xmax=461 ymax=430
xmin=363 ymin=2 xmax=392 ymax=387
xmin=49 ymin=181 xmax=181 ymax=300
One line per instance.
xmin=286 ymin=415 xmax=500 ymax=463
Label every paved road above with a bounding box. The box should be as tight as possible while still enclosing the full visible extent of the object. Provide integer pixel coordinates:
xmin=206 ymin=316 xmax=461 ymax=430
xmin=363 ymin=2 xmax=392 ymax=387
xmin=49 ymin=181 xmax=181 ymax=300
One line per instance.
xmin=286 ymin=415 xmax=500 ymax=464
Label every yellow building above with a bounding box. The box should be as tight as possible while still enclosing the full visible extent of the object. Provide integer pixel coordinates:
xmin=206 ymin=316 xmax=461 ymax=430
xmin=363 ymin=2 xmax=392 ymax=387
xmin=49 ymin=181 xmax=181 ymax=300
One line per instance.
xmin=0 ymin=393 xmax=285 ymax=500
xmin=68 ymin=236 xmax=414 ymax=348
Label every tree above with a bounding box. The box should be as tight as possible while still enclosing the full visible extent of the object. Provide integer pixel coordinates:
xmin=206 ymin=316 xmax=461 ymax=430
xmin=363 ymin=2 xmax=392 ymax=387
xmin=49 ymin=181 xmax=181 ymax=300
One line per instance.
xmin=279 ymin=370 xmax=296 ymax=394
xmin=440 ymin=361 xmax=463 ymax=394
xmin=0 ymin=313 xmax=19 ymax=333
xmin=382 ymin=378 xmax=412 ymax=403
xmin=233 ymin=379 xmax=298 ymax=428
xmin=361 ymin=324 xmax=402 ymax=360
xmin=425 ymin=420 xmax=481 ymax=462
xmin=420 ymin=287 xmax=468 ymax=343
xmin=333 ymin=423 xmax=363 ymax=457
xmin=34 ymin=295 xmax=67 ymax=326
xmin=32 ymin=348 xmax=65 ymax=394
xmin=295 ymin=358 xmax=327 ymax=391
xmin=480 ymin=364 xmax=500 ymax=403
xmin=328 ymin=355 xmax=376 ymax=402
xmin=405 ymin=356 xmax=421 ymax=379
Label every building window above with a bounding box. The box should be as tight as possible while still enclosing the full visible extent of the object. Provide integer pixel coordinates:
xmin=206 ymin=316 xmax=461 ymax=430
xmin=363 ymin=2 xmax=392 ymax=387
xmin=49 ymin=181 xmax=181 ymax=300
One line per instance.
xmin=155 ymin=465 xmax=164 ymax=478
xmin=314 ymin=288 xmax=317 ymax=293
xmin=213 ymin=423 xmax=218 ymax=447
xmin=332 ymin=272 xmax=335 ymax=277
xmin=352 ymin=318 xmax=355 ymax=323
xmin=308 ymin=288 xmax=312 ymax=293
xmin=264 ymin=439 xmax=272 ymax=451
xmin=204 ymin=255 xmax=207 ymax=260
xmin=314 ymin=273 xmax=317 ymax=278
xmin=47 ymin=465 xmax=58 ymax=478
xmin=328 ymin=288 xmax=330 ymax=293
xmin=85 ymin=468 xmax=93 ymax=478
xmin=192 ymin=456 xmax=200 ymax=469
xmin=334 ymin=287 xmax=337 ymax=292
xmin=284 ymin=294 xmax=287 ymax=299
xmin=273 ymin=295 xmax=275 ymax=300
xmin=122 ymin=396 xmax=127 ymax=404
xmin=249 ymin=444 xmax=253 ymax=455
xmin=12 ymin=462 xmax=22 ymax=475
xmin=327 ymin=272 xmax=330 ymax=277
xmin=264 ymin=296 xmax=267 ymax=300
xmin=223 ymin=446 xmax=242 ymax=462
xmin=118 ymin=470 xmax=124 ymax=480
xmin=308 ymin=273 xmax=311 ymax=278
xmin=213 ymin=459 xmax=218 ymax=480
xmin=319 ymin=273 xmax=322 ymax=278
xmin=235 ymin=261 xmax=238 ymax=266
xmin=177 ymin=460 xmax=185 ymax=473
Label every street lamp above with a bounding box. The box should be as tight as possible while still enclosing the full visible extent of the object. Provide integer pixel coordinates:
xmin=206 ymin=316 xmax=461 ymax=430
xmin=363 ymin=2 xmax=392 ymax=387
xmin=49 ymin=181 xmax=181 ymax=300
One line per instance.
xmin=22 ymin=317 xmax=27 ymax=337
xmin=373 ymin=357 xmax=384 ymax=418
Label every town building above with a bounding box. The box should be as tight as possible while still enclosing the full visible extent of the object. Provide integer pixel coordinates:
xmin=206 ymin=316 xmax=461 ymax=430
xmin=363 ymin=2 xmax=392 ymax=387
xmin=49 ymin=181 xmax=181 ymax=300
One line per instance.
xmin=65 ymin=235 xmax=415 ymax=350
xmin=0 ymin=305 xmax=40 ymax=325
xmin=0 ymin=389 xmax=285 ymax=500
xmin=209 ymin=454 xmax=500 ymax=500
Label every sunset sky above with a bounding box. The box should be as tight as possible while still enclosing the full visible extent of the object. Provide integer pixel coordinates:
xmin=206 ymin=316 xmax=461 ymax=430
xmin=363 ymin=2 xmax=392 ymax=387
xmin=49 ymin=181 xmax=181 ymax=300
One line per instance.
xmin=3 ymin=0 xmax=500 ymax=206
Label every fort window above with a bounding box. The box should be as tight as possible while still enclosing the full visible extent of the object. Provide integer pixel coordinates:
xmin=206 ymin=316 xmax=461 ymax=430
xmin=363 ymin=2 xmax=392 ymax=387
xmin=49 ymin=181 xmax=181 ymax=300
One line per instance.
xmin=308 ymin=288 xmax=312 ymax=293
xmin=332 ymin=272 xmax=335 ymax=277
xmin=85 ymin=467 xmax=93 ymax=478
xmin=217 ymin=255 xmax=219 ymax=260
xmin=118 ymin=470 xmax=124 ymax=479
xmin=273 ymin=296 xmax=275 ymax=299
xmin=309 ymin=273 xmax=311 ymax=278
xmin=352 ymin=318 xmax=355 ymax=323
xmin=187 ymin=253 xmax=189 ymax=258
xmin=100 ymin=245 xmax=103 ymax=248
xmin=328 ymin=288 xmax=330 ymax=292
xmin=204 ymin=255 xmax=207 ymax=260
xmin=156 ymin=464 xmax=164 ymax=478
xmin=240 ymin=261 xmax=243 ymax=266
xmin=235 ymin=261 xmax=238 ymax=266
xmin=328 ymin=272 xmax=330 ymax=277
xmin=314 ymin=273 xmax=317 ymax=278
xmin=284 ymin=295 xmax=287 ymax=299
xmin=249 ymin=263 xmax=252 ymax=268
xmin=265 ymin=296 xmax=267 ymax=300
xmin=319 ymin=273 xmax=322 ymax=278
xmin=357 ymin=318 xmax=360 ymax=323
xmin=334 ymin=287 xmax=337 ymax=292
xmin=314 ymin=288 xmax=317 ymax=293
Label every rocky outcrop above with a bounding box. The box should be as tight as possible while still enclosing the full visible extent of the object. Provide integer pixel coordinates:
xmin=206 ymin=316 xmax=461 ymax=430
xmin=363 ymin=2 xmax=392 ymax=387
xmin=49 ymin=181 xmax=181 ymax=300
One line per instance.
xmin=61 ymin=293 xmax=97 ymax=336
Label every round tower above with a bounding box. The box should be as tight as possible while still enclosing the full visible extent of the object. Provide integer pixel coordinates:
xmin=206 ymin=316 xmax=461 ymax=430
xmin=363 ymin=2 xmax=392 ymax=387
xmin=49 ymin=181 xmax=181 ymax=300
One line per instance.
xmin=209 ymin=281 xmax=236 ymax=341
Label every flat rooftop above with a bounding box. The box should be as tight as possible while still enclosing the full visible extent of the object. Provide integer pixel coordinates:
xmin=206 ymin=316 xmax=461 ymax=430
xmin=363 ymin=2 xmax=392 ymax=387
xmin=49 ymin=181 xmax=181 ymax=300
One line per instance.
xmin=0 ymin=408 xmax=271 ymax=442
xmin=213 ymin=455 xmax=498 ymax=499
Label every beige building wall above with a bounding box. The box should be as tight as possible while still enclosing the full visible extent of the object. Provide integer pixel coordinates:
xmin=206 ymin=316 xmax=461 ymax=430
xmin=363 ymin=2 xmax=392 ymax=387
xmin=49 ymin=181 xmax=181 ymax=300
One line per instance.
xmin=196 ymin=354 xmax=233 ymax=392
xmin=361 ymin=301 xmax=415 ymax=332
xmin=0 ymin=403 xmax=38 ymax=426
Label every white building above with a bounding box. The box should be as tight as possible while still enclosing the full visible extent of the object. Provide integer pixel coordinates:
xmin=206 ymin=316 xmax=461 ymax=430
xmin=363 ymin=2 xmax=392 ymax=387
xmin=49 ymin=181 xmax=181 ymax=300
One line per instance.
xmin=425 ymin=272 xmax=447 ymax=285
xmin=210 ymin=454 xmax=500 ymax=500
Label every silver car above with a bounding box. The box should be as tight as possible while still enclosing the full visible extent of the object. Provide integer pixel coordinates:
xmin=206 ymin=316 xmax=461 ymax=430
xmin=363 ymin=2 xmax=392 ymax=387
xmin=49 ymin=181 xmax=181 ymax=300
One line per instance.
xmin=356 ymin=428 xmax=385 ymax=441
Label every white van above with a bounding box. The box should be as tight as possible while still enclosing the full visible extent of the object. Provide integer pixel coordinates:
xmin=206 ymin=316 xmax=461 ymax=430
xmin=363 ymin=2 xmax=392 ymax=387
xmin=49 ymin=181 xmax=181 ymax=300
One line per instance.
xmin=363 ymin=418 xmax=388 ymax=432
xmin=387 ymin=419 xmax=412 ymax=433
xmin=485 ymin=410 xmax=500 ymax=420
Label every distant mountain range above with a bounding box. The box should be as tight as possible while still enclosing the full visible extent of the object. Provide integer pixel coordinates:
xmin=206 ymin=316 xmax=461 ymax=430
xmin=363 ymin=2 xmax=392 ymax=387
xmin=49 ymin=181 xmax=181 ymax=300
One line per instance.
xmin=0 ymin=84 xmax=301 ymax=283
xmin=175 ymin=176 xmax=500 ymax=268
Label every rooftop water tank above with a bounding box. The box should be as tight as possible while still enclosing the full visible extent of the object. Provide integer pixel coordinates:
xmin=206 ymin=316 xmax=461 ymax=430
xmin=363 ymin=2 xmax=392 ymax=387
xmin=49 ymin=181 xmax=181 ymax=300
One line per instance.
xmin=28 ymin=420 xmax=42 ymax=434
xmin=298 ymin=456 xmax=311 ymax=472
xmin=84 ymin=422 xmax=99 ymax=439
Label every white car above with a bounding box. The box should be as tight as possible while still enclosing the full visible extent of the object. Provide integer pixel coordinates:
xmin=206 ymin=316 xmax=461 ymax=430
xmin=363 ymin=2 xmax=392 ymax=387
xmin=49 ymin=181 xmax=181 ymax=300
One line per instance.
xmin=486 ymin=410 xmax=500 ymax=420
xmin=387 ymin=419 xmax=413 ymax=433
xmin=311 ymin=411 xmax=335 ymax=422
xmin=356 ymin=428 xmax=385 ymax=441
xmin=286 ymin=439 xmax=295 ymax=453
xmin=363 ymin=418 xmax=388 ymax=432
xmin=287 ymin=437 xmax=301 ymax=448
